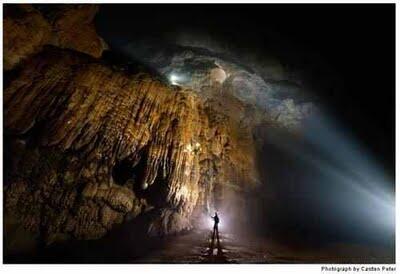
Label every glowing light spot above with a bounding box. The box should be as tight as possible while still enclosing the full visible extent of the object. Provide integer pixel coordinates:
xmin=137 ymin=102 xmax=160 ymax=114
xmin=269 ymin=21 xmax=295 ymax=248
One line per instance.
xmin=208 ymin=217 xmax=215 ymax=227
xmin=169 ymin=73 xmax=181 ymax=85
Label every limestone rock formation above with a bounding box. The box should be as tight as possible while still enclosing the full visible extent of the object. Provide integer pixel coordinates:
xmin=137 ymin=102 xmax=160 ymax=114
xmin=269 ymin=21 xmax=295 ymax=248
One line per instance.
xmin=4 ymin=5 xmax=52 ymax=70
xmin=3 ymin=4 xmax=259 ymax=255
xmin=4 ymin=47 xmax=257 ymax=246
xmin=119 ymin=42 xmax=315 ymax=130
xmin=4 ymin=4 xmax=106 ymax=70
xmin=45 ymin=4 xmax=107 ymax=58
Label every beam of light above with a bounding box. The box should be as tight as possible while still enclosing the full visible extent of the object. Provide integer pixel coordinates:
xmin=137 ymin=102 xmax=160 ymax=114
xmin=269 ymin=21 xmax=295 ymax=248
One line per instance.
xmin=264 ymin=110 xmax=394 ymax=239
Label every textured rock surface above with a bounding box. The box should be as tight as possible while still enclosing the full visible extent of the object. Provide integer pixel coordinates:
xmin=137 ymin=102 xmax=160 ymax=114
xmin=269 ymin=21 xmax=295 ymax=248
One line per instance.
xmin=3 ymin=5 xmax=52 ymax=70
xmin=4 ymin=47 xmax=257 ymax=245
xmin=45 ymin=4 xmax=107 ymax=58
xmin=3 ymin=4 xmax=106 ymax=70
xmin=119 ymin=42 xmax=315 ymax=130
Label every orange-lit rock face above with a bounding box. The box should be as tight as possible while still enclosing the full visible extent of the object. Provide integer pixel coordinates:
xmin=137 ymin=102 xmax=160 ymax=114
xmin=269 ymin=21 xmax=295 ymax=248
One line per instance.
xmin=4 ymin=48 xmax=255 ymax=242
xmin=3 ymin=4 xmax=106 ymax=70
xmin=50 ymin=5 xmax=107 ymax=58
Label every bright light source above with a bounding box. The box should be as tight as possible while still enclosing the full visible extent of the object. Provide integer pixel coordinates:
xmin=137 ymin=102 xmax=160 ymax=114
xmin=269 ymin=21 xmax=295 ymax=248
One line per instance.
xmin=169 ymin=73 xmax=180 ymax=85
xmin=208 ymin=217 xmax=215 ymax=227
xmin=201 ymin=211 xmax=225 ymax=231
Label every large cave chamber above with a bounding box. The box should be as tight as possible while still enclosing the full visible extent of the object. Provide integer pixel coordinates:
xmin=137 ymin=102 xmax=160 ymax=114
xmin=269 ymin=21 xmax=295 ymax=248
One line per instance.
xmin=3 ymin=4 xmax=394 ymax=263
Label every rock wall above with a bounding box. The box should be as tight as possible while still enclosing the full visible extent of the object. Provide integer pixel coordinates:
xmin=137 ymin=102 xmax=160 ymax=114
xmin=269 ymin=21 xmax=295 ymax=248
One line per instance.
xmin=4 ymin=47 xmax=257 ymax=245
xmin=3 ymin=4 xmax=52 ymax=70
xmin=3 ymin=5 xmax=259 ymax=254
xmin=4 ymin=4 xmax=106 ymax=71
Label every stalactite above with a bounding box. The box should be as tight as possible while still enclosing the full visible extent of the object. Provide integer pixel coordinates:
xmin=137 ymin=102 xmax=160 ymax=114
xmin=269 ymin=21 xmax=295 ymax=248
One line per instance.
xmin=4 ymin=47 xmax=257 ymax=244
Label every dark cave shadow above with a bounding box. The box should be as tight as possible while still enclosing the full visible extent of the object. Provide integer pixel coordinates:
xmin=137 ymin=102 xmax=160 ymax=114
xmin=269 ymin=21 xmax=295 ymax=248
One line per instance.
xmin=4 ymin=210 xmax=171 ymax=264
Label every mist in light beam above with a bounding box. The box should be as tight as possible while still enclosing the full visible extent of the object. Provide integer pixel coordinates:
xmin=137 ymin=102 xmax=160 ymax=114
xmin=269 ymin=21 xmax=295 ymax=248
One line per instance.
xmin=258 ymin=110 xmax=394 ymax=244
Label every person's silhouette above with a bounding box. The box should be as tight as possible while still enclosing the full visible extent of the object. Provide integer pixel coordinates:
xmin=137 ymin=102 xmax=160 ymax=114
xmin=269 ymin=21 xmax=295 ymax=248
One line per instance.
xmin=212 ymin=212 xmax=220 ymax=230
xmin=210 ymin=212 xmax=220 ymax=252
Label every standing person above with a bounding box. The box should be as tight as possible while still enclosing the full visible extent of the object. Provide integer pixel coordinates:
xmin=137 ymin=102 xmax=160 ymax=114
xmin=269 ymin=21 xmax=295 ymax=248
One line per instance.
xmin=211 ymin=212 xmax=220 ymax=246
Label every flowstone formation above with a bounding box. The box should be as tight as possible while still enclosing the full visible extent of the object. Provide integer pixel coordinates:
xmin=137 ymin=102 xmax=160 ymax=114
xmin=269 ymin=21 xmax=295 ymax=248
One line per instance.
xmin=4 ymin=47 xmax=257 ymax=248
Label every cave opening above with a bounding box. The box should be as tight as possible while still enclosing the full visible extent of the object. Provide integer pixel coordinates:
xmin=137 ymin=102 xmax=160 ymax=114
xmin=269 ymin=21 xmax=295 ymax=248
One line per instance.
xmin=112 ymin=146 xmax=150 ymax=189
xmin=111 ymin=146 xmax=169 ymax=209
xmin=138 ymin=171 xmax=169 ymax=208
xmin=112 ymin=158 xmax=137 ymax=186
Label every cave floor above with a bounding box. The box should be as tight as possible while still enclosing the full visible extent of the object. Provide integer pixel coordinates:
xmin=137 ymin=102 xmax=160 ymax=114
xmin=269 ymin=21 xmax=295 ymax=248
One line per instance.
xmin=131 ymin=228 xmax=269 ymax=263
xmin=5 ymin=227 xmax=393 ymax=263
xmin=131 ymin=229 xmax=394 ymax=264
